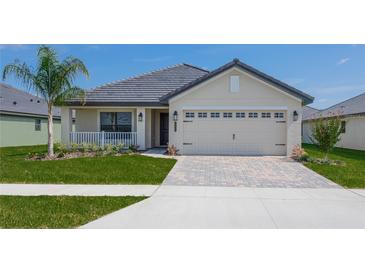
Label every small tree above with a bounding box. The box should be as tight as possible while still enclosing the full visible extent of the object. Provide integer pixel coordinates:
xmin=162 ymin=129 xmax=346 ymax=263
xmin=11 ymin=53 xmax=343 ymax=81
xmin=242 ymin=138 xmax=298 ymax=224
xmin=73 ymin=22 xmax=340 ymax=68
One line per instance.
xmin=2 ymin=45 xmax=89 ymax=157
xmin=310 ymin=113 xmax=342 ymax=160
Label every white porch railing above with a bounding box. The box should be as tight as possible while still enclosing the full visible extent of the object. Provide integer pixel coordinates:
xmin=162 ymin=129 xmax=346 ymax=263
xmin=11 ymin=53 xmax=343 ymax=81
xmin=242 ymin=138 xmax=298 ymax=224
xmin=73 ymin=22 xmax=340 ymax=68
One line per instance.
xmin=69 ymin=131 xmax=137 ymax=147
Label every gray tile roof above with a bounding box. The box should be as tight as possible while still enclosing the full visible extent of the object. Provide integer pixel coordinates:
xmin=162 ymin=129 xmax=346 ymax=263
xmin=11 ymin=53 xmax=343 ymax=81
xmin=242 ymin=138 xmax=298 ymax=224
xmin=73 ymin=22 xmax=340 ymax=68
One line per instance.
xmin=303 ymin=106 xmax=319 ymax=120
xmin=66 ymin=59 xmax=314 ymax=106
xmin=160 ymin=58 xmax=314 ymax=105
xmin=303 ymin=92 xmax=365 ymax=121
xmin=0 ymin=83 xmax=61 ymax=118
xmin=67 ymin=64 xmax=209 ymax=106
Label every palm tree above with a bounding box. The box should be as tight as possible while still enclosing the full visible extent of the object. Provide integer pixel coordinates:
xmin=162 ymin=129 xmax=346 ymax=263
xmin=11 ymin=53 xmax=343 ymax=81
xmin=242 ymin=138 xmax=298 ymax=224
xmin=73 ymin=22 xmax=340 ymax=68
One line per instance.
xmin=2 ymin=45 xmax=89 ymax=157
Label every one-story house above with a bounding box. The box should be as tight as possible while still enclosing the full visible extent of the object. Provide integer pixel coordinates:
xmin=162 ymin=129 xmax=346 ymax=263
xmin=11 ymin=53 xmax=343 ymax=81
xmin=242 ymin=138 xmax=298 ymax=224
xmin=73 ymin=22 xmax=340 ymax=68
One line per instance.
xmin=302 ymin=92 xmax=365 ymax=151
xmin=0 ymin=83 xmax=62 ymax=147
xmin=62 ymin=59 xmax=314 ymax=156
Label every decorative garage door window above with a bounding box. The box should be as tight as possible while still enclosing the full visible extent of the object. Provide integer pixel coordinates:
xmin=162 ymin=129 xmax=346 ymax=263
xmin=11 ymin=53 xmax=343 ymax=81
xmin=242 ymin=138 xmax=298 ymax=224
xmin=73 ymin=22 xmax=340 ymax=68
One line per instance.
xmin=236 ymin=112 xmax=245 ymax=118
xmin=185 ymin=112 xmax=195 ymax=118
xmin=210 ymin=112 xmax=220 ymax=118
xmin=100 ymin=112 xmax=132 ymax=132
xmin=261 ymin=112 xmax=271 ymax=118
xmin=274 ymin=112 xmax=284 ymax=118
xmin=198 ymin=112 xmax=207 ymax=118
xmin=223 ymin=112 xmax=233 ymax=118
xmin=248 ymin=112 xmax=258 ymax=118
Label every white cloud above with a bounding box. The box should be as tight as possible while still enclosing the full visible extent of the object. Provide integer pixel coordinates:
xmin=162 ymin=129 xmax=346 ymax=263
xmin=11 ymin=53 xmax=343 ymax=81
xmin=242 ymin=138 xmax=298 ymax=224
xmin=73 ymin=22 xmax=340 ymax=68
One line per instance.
xmin=133 ymin=56 xmax=171 ymax=62
xmin=337 ymin=57 xmax=350 ymax=65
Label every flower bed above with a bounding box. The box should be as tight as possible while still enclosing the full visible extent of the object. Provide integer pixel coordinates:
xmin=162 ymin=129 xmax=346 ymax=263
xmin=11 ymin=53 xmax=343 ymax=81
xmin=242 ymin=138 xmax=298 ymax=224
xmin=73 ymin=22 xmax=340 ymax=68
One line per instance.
xmin=27 ymin=143 xmax=139 ymax=161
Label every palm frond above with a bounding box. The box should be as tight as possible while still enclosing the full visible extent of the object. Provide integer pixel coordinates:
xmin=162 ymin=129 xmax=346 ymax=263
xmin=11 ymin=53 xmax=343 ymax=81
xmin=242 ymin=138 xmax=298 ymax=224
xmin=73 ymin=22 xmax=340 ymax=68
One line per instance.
xmin=2 ymin=61 xmax=36 ymax=91
xmin=54 ymin=86 xmax=85 ymax=106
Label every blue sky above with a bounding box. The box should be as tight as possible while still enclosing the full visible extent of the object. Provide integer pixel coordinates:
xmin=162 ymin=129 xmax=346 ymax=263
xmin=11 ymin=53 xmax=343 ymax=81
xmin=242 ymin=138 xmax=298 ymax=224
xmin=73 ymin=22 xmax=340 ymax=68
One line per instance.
xmin=1 ymin=44 xmax=364 ymax=109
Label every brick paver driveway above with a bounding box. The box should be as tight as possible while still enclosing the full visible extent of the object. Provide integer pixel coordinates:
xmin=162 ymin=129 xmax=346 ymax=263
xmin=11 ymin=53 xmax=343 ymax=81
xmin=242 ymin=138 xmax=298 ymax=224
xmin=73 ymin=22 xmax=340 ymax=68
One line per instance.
xmin=163 ymin=156 xmax=340 ymax=188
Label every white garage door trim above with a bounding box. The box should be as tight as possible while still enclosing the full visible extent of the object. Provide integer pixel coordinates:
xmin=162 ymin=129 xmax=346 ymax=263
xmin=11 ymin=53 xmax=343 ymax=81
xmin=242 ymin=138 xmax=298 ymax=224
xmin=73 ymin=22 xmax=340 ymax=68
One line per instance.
xmin=182 ymin=109 xmax=287 ymax=156
xmin=182 ymin=106 xmax=288 ymax=110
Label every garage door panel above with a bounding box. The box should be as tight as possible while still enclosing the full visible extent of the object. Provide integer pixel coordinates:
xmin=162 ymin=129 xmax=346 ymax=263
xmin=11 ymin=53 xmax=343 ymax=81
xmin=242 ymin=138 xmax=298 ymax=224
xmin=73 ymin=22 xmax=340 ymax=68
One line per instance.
xmin=182 ymin=110 xmax=286 ymax=155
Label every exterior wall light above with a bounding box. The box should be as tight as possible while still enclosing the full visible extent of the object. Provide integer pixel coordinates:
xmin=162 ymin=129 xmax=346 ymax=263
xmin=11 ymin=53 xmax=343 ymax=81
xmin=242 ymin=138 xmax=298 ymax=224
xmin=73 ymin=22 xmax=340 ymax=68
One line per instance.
xmin=173 ymin=111 xmax=178 ymax=122
xmin=293 ymin=110 xmax=299 ymax=121
xmin=138 ymin=112 xmax=143 ymax=122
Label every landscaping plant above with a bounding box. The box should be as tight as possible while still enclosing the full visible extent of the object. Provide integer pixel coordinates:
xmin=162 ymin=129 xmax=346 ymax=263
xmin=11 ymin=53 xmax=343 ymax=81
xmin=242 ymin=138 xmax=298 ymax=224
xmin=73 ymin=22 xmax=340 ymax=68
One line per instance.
xmin=2 ymin=45 xmax=89 ymax=157
xmin=310 ymin=113 xmax=342 ymax=160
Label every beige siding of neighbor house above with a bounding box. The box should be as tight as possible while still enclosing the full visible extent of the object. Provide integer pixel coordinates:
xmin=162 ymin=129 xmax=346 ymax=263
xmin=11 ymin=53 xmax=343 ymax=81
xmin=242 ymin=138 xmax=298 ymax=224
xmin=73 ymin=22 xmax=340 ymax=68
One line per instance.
xmin=168 ymin=67 xmax=303 ymax=156
xmin=303 ymin=116 xmax=365 ymax=151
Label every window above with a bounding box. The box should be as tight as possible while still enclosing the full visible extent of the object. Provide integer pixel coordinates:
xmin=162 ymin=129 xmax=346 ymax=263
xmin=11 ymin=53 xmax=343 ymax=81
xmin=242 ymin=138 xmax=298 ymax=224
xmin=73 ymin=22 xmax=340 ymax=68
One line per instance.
xmin=230 ymin=75 xmax=240 ymax=92
xmin=236 ymin=112 xmax=245 ymax=118
xmin=340 ymin=121 xmax=346 ymax=133
xmin=248 ymin=112 xmax=258 ymax=118
xmin=100 ymin=112 xmax=132 ymax=132
xmin=274 ymin=112 xmax=284 ymax=118
xmin=198 ymin=112 xmax=207 ymax=118
xmin=223 ymin=112 xmax=232 ymax=118
xmin=185 ymin=112 xmax=195 ymax=118
xmin=210 ymin=112 xmax=220 ymax=118
xmin=261 ymin=112 xmax=271 ymax=118
xmin=35 ymin=119 xmax=41 ymax=131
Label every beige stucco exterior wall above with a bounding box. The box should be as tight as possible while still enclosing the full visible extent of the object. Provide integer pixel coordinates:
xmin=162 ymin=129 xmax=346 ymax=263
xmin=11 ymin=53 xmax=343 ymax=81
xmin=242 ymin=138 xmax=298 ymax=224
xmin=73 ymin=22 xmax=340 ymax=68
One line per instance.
xmin=74 ymin=108 xmax=137 ymax=132
xmin=303 ymin=116 xmax=365 ymax=151
xmin=75 ymin=109 xmax=98 ymax=131
xmin=168 ymin=67 xmax=303 ymax=156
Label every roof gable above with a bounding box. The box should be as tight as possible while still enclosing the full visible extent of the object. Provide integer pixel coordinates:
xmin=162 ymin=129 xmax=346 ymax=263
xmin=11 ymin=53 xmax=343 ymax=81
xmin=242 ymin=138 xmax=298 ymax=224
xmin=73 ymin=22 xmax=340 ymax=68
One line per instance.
xmin=161 ymin=59 xmax=314 ymax=105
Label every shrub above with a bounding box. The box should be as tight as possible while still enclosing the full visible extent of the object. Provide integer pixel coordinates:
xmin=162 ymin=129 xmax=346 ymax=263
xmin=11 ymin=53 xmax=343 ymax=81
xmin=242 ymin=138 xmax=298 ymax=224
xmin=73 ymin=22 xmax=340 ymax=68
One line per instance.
xmin=116 ymin=143 xmax=126 ymax=153
xmin=166 ymin=144 xmax=179 ymax=156
xmin=104 ymin=144 xmax=116 ymax=155
xmin=55 ymin=143 xmax=68 ymax=154
xmin=310 ymin=112 xmax=342 ymax=160
xmin=128 ymin=144 xmax=139 ymax=152
xmin=80 ymin=143 xmax=91 ymax=153
xmin=70 ymin=143 xmax=79 ymax=152
xmin=90 ymin=143 xmax=100 ymax=152
xmin=291 ymin=145 xmax=308 ymax=161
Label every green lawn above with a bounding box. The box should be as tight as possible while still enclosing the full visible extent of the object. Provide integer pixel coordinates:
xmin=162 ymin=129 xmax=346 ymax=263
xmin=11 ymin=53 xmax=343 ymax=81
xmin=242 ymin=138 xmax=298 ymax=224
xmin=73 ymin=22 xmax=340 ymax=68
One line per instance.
xmin=303 ymin=144 xmax=365 ymax=188
xmin=0 ymin=195 xmax=146 ymax=228
xmin=0 ymin=145 xmax=176 ymax=184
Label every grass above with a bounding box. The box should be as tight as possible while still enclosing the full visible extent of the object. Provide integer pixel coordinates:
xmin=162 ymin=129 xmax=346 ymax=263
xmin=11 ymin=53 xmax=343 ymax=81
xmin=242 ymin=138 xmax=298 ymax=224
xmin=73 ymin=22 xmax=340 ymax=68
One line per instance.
xmin=0 ymin=195 xmax=146 ymax=228
xmin=303 ymin=143 xmax=365 ymax=188
xmin=0 ymin=145 xmax=176 ymax=184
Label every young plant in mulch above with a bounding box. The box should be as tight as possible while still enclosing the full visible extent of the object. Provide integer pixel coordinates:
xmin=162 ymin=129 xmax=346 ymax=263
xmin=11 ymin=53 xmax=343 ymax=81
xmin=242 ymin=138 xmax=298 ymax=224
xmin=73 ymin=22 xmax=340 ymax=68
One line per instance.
xmin=166 ymin=144 xmax=179 ymax=156
xmin=310 ymin=112 xmax=342 ymax=161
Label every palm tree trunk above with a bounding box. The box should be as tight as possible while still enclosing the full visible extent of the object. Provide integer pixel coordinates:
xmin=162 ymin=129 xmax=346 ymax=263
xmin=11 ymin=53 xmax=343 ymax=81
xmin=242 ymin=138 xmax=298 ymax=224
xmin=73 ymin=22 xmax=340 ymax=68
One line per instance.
xmin=47 ymin=103 xmax=54 ymax=157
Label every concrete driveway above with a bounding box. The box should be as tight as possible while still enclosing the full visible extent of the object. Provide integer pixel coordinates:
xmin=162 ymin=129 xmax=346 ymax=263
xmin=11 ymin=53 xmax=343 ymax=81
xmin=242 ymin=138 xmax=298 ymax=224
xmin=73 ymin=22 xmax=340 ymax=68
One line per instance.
xmin=82 ymin=156 xmax=365 ymax=229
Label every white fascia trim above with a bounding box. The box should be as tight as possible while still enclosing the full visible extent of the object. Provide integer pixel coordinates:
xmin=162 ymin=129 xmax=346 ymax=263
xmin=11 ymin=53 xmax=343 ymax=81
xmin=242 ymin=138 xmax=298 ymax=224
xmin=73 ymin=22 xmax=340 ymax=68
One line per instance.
xmin=182 ymin=106 xmax=288 ymax=110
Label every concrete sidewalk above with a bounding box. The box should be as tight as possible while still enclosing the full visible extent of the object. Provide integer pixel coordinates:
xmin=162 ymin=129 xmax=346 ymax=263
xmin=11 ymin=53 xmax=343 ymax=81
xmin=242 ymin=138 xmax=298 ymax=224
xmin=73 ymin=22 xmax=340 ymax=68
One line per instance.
xmin=82 ymin=185 xmax=365 ymax=229
xmin=0 ymin=184 xmax=158 ymax=196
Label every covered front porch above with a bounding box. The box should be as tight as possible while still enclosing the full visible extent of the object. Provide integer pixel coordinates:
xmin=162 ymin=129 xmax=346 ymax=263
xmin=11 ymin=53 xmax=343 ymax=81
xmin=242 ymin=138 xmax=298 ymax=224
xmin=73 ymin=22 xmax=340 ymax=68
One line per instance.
xmin=61 ymin=107 xmax=169 ymax=150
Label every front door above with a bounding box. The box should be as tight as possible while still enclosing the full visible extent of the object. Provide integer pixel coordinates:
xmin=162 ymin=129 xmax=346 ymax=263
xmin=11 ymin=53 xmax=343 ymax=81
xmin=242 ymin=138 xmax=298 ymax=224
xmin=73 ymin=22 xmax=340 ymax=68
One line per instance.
xmin=160 ymin=113 xmax=169 ymax=146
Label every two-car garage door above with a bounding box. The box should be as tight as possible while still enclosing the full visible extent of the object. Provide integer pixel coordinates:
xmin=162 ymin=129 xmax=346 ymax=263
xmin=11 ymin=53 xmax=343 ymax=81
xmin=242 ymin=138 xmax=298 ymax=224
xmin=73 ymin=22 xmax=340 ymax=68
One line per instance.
xmin=182 ymin=110 xmax=287 ymax=156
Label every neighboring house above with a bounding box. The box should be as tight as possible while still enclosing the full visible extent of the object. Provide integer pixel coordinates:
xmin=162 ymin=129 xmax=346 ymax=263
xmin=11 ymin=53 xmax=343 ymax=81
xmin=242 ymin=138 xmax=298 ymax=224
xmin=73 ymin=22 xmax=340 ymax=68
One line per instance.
xmin=0 ymin=83 xmax=61 ymax=147
xmin=302 ymin=93 xmax=365 ymax=151
xmin=62 ymin=59 xmax=314 ymax=156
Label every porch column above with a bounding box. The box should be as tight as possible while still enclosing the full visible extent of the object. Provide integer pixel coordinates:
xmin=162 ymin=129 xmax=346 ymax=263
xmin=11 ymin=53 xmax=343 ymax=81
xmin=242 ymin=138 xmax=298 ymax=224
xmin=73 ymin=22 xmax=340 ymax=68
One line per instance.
xmin=136 ymin=107 xmax=146 ymax=150
xmin=61 ymin=107 xmax=72 ymax=145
